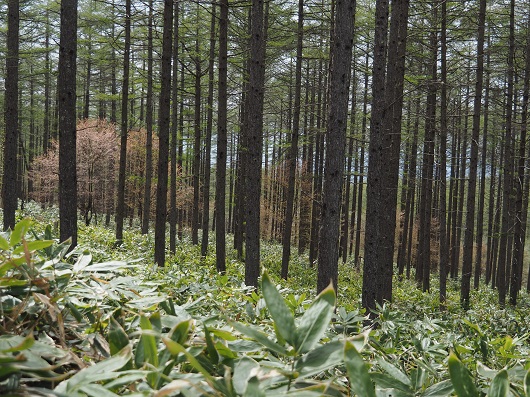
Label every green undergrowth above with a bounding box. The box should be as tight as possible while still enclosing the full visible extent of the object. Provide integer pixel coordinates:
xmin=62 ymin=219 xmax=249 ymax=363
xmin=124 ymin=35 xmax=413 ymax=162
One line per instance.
xmin=1 ymin=205 xmax=530 ymax=396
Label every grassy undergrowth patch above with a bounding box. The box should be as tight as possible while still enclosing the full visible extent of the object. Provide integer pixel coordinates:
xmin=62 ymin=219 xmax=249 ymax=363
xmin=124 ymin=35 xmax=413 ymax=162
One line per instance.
xmin=1 ymin=205 xmax=529 ymax=396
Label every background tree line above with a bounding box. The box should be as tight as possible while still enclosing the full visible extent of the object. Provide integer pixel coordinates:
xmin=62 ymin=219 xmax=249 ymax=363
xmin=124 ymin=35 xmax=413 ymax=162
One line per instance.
xmin=2 ymin=0 xmax=530 ymax=312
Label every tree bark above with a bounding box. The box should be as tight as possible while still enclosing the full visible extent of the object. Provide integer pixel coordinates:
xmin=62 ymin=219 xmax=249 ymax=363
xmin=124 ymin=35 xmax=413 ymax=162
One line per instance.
xmin=281 ymin=0 xmax=304 ymax=279
xmin=115 ymin=0 xmax=131 ymax=244
xmin=2 ymin=0 xmax=20 ymax=231
xmin=58 ymin=0 xmax=78 ymax=247
xmin=317 ymin=0 xmax=356 ymax=293
xmin=154 ymin=0 xmax=173 ymax=267
xmin=244 ymin=0 xmax=267 ymax=288
xmin=362 ymin=0 xmax=410 ymax=312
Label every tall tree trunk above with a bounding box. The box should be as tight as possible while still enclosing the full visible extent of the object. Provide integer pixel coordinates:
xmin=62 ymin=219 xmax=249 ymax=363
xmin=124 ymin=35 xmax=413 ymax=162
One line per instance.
xmin=281 ymin=0 xmax=304 ymax=279
xmin=416 ymin=5 xmax=438 ymax=292
xmin=474 ymin=38 xmax=491 ymax=289
xmin=461 ymin=0 xmax=486 ymax=309
xmin=497 ymin=0 xmax=515 ymax=306
xmin=201 ymin=4 xmax=217 ymax=257
xmin=58 ymin=0 xmax=78 ymax=246
xmin=510 ymin=4 xmax=530 ymax=304
xmin=192 ymin=30 xmax=202 ymax=245
xmin=362 ymin=0 xmax=410 ymax=311
xmin=141 ymin=0 xmax=154 ymax=235
xmin=169 ymin=0 xmax=179 ymax=253
xmin=2 ymin=0 xmax=20 ymax=231
xmin=154 ymin=0 xmax=173 ymax=267
xmin=115 ymin=0 xmax=131 ymax=244
xmin=317 ymin=0 xmax=356 ymax=293
xmin=244 ymin=0 xmax=267 ymax=288
xmin=43 ymin=9 xmax=51 ymax=153
xmin=439 ymin=0 xmax=449 ymax=308
xmin=215 ymin=0 xmax=229 ymax=273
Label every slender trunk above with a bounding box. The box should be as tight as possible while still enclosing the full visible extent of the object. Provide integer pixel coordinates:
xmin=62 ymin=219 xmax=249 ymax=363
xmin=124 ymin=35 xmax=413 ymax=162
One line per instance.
xmin=58 ymin=0 xmax=78 ymax=247
xmin=281 ymin=0 xmax=304 ymax=279
xmin=142 ymin=0 xmax=154 ymax=235
xmin=2 ymin=0 xmax=20 ymax=231
xmin=201 ymin=4 xmax=217 ymax=257
xmin=115 ymin=0 xmax=131 ymax=243
xmin=154 ymin=0 xmax=173 ymax=266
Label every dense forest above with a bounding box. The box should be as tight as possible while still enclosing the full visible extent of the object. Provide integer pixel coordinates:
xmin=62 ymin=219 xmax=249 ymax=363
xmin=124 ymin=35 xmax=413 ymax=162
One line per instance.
xmin=2 ymin=0 xmax=530 ymax=314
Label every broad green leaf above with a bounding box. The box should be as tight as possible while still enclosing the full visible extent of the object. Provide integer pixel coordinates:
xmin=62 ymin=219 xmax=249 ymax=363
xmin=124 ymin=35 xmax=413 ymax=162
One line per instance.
xmin=487 ymin=369 xmax=509 ymax=397
xmin=0 ymin=235 xmax=9 ymax=250
xmin=245 ymin=376 xmax=264 ymax=397
xmin=0 ymin=260 xmax=16 ymax=277
xmin=295 ymin=282 xmax=335 ymax=354
xmin=376 ymin=388 xmax=414 ymax=397
xmin=295 ymin=340 xmax=344 ymax=378
xmin=73 ymin=252 xmax=93 ymax=273
xmin=524 ymin=369 xmax=530 ymax=397
xmin=168 ymin=319 xmax=191 ymax=345
xmin=108 ymin=318 xmax=129 ymax=356
xmin=13 ymin=240 xmax=54 ymax=255
xmin=372 ymin=373 xmax=412 ymax=392
xmin=0 ymin=334 xmax=34 ymax=353
xmin=233 ymin=356 xmax=260 ymax=395
xmin=230 ymin=321 xmax=288 ymax=355
xmin=421 ymin=379 xmax=454 ymax=396
xmin=10 ymin=218 xmax=32 ymax=247
xmin=204 ymin=326 xmax=219 ymax=365
xmin=261 ymin=272 xmax=296 ymax=347
xmin=79 ymin=383 xmax=120 ymax=397
xmin=344 ymin=340 xmax=375 ymax=397
xmin=135 ymin=315 xmax=159 ymax=369
xmin=55 ymin=345 xmax=132 ymax=393
xmin=448 ymin=352 xmax=478 ymax=397
xmin=377 ymin=358 xmax=411 ymax=388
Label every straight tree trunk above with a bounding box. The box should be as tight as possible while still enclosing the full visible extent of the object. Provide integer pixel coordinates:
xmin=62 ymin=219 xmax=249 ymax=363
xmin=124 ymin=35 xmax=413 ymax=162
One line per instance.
xmin=154 ymin=0 xmax=173 ymax=267
xmin=244 ymin=0 xmax=267 ymax=288
xmin=192 ymin=31 xmax=202 ymax=245
xmin=58 ymin=0 xmax=78 ymax=246
xmin=416 ymin=6 xmax=438 ymax=292
xmin=317 ymin=0 xmax=356 ymax=293
xmin=461 ymin=0 xmax=486 ymax=309
xmin=281 ymin=0 xmax=304 ymax=279
xmin=115 ymin=0 xmax=131 ymax=244
xmin=2 ymin=0 xmax=20 ymax=231
xmin=510 ymin=5 xmax=530 ymax=304
xmin=215 ymin=0 xmax=229 ymax=273
xmin=497 ymin=0 xmax=515 ymax=306
xmin=439 ymin=0 xmax=449 ymax=308
xmin=362 ymin=0 xmax=410 ymax=311
xmin=141 ymin=0 xmax=154 ymax=235
xmin=474 ymin=40 xmax=491 ymax=289
xmin=169 ymin=1 xmax=180 ymax=253
xmin=201 ymin=4 xmax=217 ymax=257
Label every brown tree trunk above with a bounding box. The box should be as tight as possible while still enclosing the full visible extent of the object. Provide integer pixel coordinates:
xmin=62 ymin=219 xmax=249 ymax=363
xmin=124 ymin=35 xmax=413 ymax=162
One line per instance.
xmin=2 ymin=0 xmax=20 ymax=231
xmin=316 ymin=0 xmax=356 ymax=293
xmin=115 ymin=0 xmax=131 ymax=244
xmin=362 ymin=0 xmax=410 ymax=312
xmin=58 ymin=0 xmax=78 ymax=246
xmin=154 ymin=0 xmax=173 ymax=267
xmin=281 ymin=0 xmax=304 ymax=279
xmin=461 ymin=0 xmax=486 ymax=309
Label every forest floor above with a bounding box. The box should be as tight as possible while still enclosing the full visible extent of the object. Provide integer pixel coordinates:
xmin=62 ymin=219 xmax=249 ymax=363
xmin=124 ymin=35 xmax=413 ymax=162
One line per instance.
xmin=1 ymin=203 xmax=530 ymax=396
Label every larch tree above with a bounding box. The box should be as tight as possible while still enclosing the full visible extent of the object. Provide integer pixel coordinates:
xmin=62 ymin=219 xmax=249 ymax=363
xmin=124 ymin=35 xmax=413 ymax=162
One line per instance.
xmin=154 ymin=0 xmax=173 ymax=267
xmin=58 ymin=0 xmax=78 ymax=247
xmin=316 ymin=0 xmax=356 ymax=293
xmin=362 ymin=0 xmax=410 ymax=313
xmin=141 ymin=0 xmax=154 ymax=235
xmin=245 ymin=0 xmax=267 ymax=288
xmin=2 ymin=0 xmax=20 ymax=231
xmin=215 ymin=0 xmax=229 ymax=274
xmin=115 ymin=0 xmax=131 ymax=244
xmin=460 ymin=0 xmax=487 ymax=309
xmin=281 ymin=0 xmax=304 ymax=280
